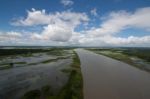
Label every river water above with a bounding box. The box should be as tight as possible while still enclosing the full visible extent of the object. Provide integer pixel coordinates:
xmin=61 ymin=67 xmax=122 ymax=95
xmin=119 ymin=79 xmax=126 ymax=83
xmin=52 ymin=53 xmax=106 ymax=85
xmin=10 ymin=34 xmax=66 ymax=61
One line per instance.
xmin=76 ymin=49 xmax=150 ymax=99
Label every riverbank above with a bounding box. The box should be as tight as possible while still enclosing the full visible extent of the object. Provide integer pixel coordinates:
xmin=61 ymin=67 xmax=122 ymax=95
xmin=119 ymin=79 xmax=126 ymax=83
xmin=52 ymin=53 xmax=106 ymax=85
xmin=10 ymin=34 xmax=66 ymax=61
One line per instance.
xmin=88 ymin=48 xmax=150 ymax=72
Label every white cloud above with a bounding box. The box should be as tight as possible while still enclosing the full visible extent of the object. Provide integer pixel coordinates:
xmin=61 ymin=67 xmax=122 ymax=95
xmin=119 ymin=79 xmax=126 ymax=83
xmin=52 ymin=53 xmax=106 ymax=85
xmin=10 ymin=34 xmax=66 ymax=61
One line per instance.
xmin=61 ymin=0 xmax=74 ymax=6
xmin=86 ymin=7 xmax=150 ymax=37
xmin=12 ymin=8 xmax=49 ymax=26
xmin=0 ymin=31 xmax=22 ymax=41
xmin=6 ymin=7 xmax=150 ymax=47
xmin=12 ymin=9 xmax=89 ymax=27
xmin=12 ymin=9 xmax=89 ymax=42
xmin=69 ymin=33 xmax=150 ymax=46
xmin=91 ymin=8 xmax=98 ymax=16
xmin=31 ymin=24 xmax=72 ymax=42
xmin=100 ymin=35 xmax=150 ymax=45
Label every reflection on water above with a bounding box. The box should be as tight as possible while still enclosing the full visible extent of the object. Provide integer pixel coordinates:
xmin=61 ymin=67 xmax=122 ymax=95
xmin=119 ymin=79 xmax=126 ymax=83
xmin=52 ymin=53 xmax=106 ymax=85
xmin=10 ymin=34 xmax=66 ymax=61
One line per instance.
xmin=0 ymin=52 xmax=72 ymax=99
xmin=130 ymin=57 xmax=150 ymax=70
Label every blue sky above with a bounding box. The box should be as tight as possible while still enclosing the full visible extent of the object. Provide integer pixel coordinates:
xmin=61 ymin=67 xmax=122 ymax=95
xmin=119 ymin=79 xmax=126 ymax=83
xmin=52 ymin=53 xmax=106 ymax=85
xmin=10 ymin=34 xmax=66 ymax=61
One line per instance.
xmin=0 ymin=0 xmax=150 ymax=46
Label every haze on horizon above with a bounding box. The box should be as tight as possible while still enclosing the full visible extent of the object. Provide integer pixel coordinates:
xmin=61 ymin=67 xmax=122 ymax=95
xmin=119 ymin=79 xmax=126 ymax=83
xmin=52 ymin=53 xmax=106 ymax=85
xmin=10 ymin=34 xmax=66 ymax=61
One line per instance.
xmin=0 ymin=0 xmax=150 ymax=47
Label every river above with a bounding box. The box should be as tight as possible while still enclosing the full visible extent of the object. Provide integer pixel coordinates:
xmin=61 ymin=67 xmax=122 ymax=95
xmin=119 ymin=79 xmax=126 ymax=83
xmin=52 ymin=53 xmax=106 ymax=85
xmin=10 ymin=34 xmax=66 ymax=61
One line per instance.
xmin=76 ymin=49 xmax=150 ymax=99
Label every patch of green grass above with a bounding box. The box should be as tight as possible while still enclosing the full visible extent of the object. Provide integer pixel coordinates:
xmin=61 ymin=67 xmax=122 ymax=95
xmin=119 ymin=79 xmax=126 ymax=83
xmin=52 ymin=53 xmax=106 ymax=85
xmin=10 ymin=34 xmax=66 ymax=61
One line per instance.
xmin=46 ymin=48 xmax=67 ymax=56
xmin=0 ymin=64 xmax=13 ymax=70
xmin=0 ymin=49 xmax=50 ymax=57
xmin=0 ymin=62 xmax=27 ymax=70
xmin=41 ymin=59 xmax=58 ymax=64
xmin=94 ymin=50 xmax=134 ymax=64
xmin=61 ymin=68 xmax=72 ymax=74
xmin=41 ymin=56 xmax=70 ymax=64
xmin=22 ymin=85 xmax=54 ymax=99
xmin=14 ymin=62 xmax=27 ymax=64
xmin=58 ymin=70 xmax=83 ymax=99
xmin=99 ymin=51 xmax=132 ymax=63
xmin=0 ymin=48 xmax=68 ymax=59
xmin=57 ymin=51 xmax=83 ymax=99
xmin=28 ymin=63 xmax=38 ymax=65
xmin=22 ymin=90 xmax=41 ymax=99
xmin=28 ymin=56 xmax=70 ymax=66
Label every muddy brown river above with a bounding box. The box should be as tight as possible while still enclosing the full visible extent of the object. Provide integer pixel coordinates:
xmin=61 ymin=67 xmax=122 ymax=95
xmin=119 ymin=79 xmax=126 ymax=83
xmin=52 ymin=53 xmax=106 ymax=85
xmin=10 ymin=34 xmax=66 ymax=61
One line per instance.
xmin=76 ymin=49 xmax=150 ymax=99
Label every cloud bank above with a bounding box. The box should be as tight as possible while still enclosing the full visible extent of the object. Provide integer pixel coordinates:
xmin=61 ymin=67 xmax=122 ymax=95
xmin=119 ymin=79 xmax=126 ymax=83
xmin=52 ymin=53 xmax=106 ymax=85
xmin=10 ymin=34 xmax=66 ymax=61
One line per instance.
xmin=3 ymin=7 xmax=150 ymax=46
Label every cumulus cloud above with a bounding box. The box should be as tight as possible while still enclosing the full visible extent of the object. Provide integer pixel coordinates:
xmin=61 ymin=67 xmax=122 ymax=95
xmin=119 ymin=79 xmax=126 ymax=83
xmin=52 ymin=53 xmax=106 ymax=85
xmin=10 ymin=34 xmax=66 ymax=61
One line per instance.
xmin=11 ymin=8 xmax=49 ymax=26
xmin=61 ymin=0 xmax=74 ymax=6
xmin=12 ymin=8 xmax=89 ymax=27
xmin=91 ymin=8 xmax=98 ymax=16
xmin=12 ymin=9 xmax=89 ymax=42
xmin=86 ymin=7 xmax=150 ymax=37
xmin=31 ymin=24 xmax=72 ymax=42
xmin=7 ymin=7 xmax=150 ymax=46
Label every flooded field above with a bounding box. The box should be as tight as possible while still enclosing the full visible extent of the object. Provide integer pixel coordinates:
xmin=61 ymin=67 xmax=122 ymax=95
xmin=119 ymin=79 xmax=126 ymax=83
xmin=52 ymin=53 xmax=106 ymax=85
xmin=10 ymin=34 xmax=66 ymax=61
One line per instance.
xmin=0 ymin=49 xmax=73 ymax=99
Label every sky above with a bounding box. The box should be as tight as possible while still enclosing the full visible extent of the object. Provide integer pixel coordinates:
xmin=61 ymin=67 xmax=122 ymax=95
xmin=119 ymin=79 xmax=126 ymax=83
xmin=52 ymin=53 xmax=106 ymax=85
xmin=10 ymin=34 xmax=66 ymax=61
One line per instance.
xmin=0 ymin=0 xmax=150 ymax=47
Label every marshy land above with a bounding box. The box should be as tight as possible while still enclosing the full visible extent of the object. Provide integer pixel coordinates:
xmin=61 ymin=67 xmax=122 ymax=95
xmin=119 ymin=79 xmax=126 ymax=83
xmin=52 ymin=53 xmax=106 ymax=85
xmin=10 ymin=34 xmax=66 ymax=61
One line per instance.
xmin=0 ymin=47 xmax=150 ymax=99
xmin=0 ymin=47 xmax=83 ymax=99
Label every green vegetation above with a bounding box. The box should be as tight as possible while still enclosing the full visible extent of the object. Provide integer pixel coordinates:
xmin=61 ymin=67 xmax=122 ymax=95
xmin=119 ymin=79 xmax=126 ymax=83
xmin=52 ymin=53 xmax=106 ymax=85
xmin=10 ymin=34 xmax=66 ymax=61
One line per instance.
xmin=0 ymin=48 xmax=70 ymax=70
xmin=0 ymin=48 xmax=69 ymax=58
xmin=61 ymin=68 xmax=72 ymax=74
xmin=14 ymin=62 xmax=27 ymax=64
xmin=122 ymin=48 xmax=150 ymax=62
xmin=41 ymin=56 xmax=69 ymax=64
xmin=27 ymin=56 xmax=70 ymax=66
xmin=0 ymin=64 xmax=13 ymax=70
xmin=22 ymin=86 xmax=53 ymax=99
xmin=58 ymin=51 xmax=83 ymax=99
xmin=0 ymin=62 xmax=27 ymax=70
xmin=88 ymin=48 xmax=150 ymax=72
xmin=22 ymin=51 xmax=83 ymax=99
xmin=22 ymin=90 xmax=41 ymax=99
xmin=46 ymin=48 xmax=67 ymax=56
xmin=0 ymin=49 xmax=50 ymax=56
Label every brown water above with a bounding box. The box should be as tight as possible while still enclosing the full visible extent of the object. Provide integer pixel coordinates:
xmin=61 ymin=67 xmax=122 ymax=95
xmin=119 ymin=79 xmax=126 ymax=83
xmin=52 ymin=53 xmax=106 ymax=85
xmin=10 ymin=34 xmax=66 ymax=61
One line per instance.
xmin=76 ymin=49 xmax=150 ymax=99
